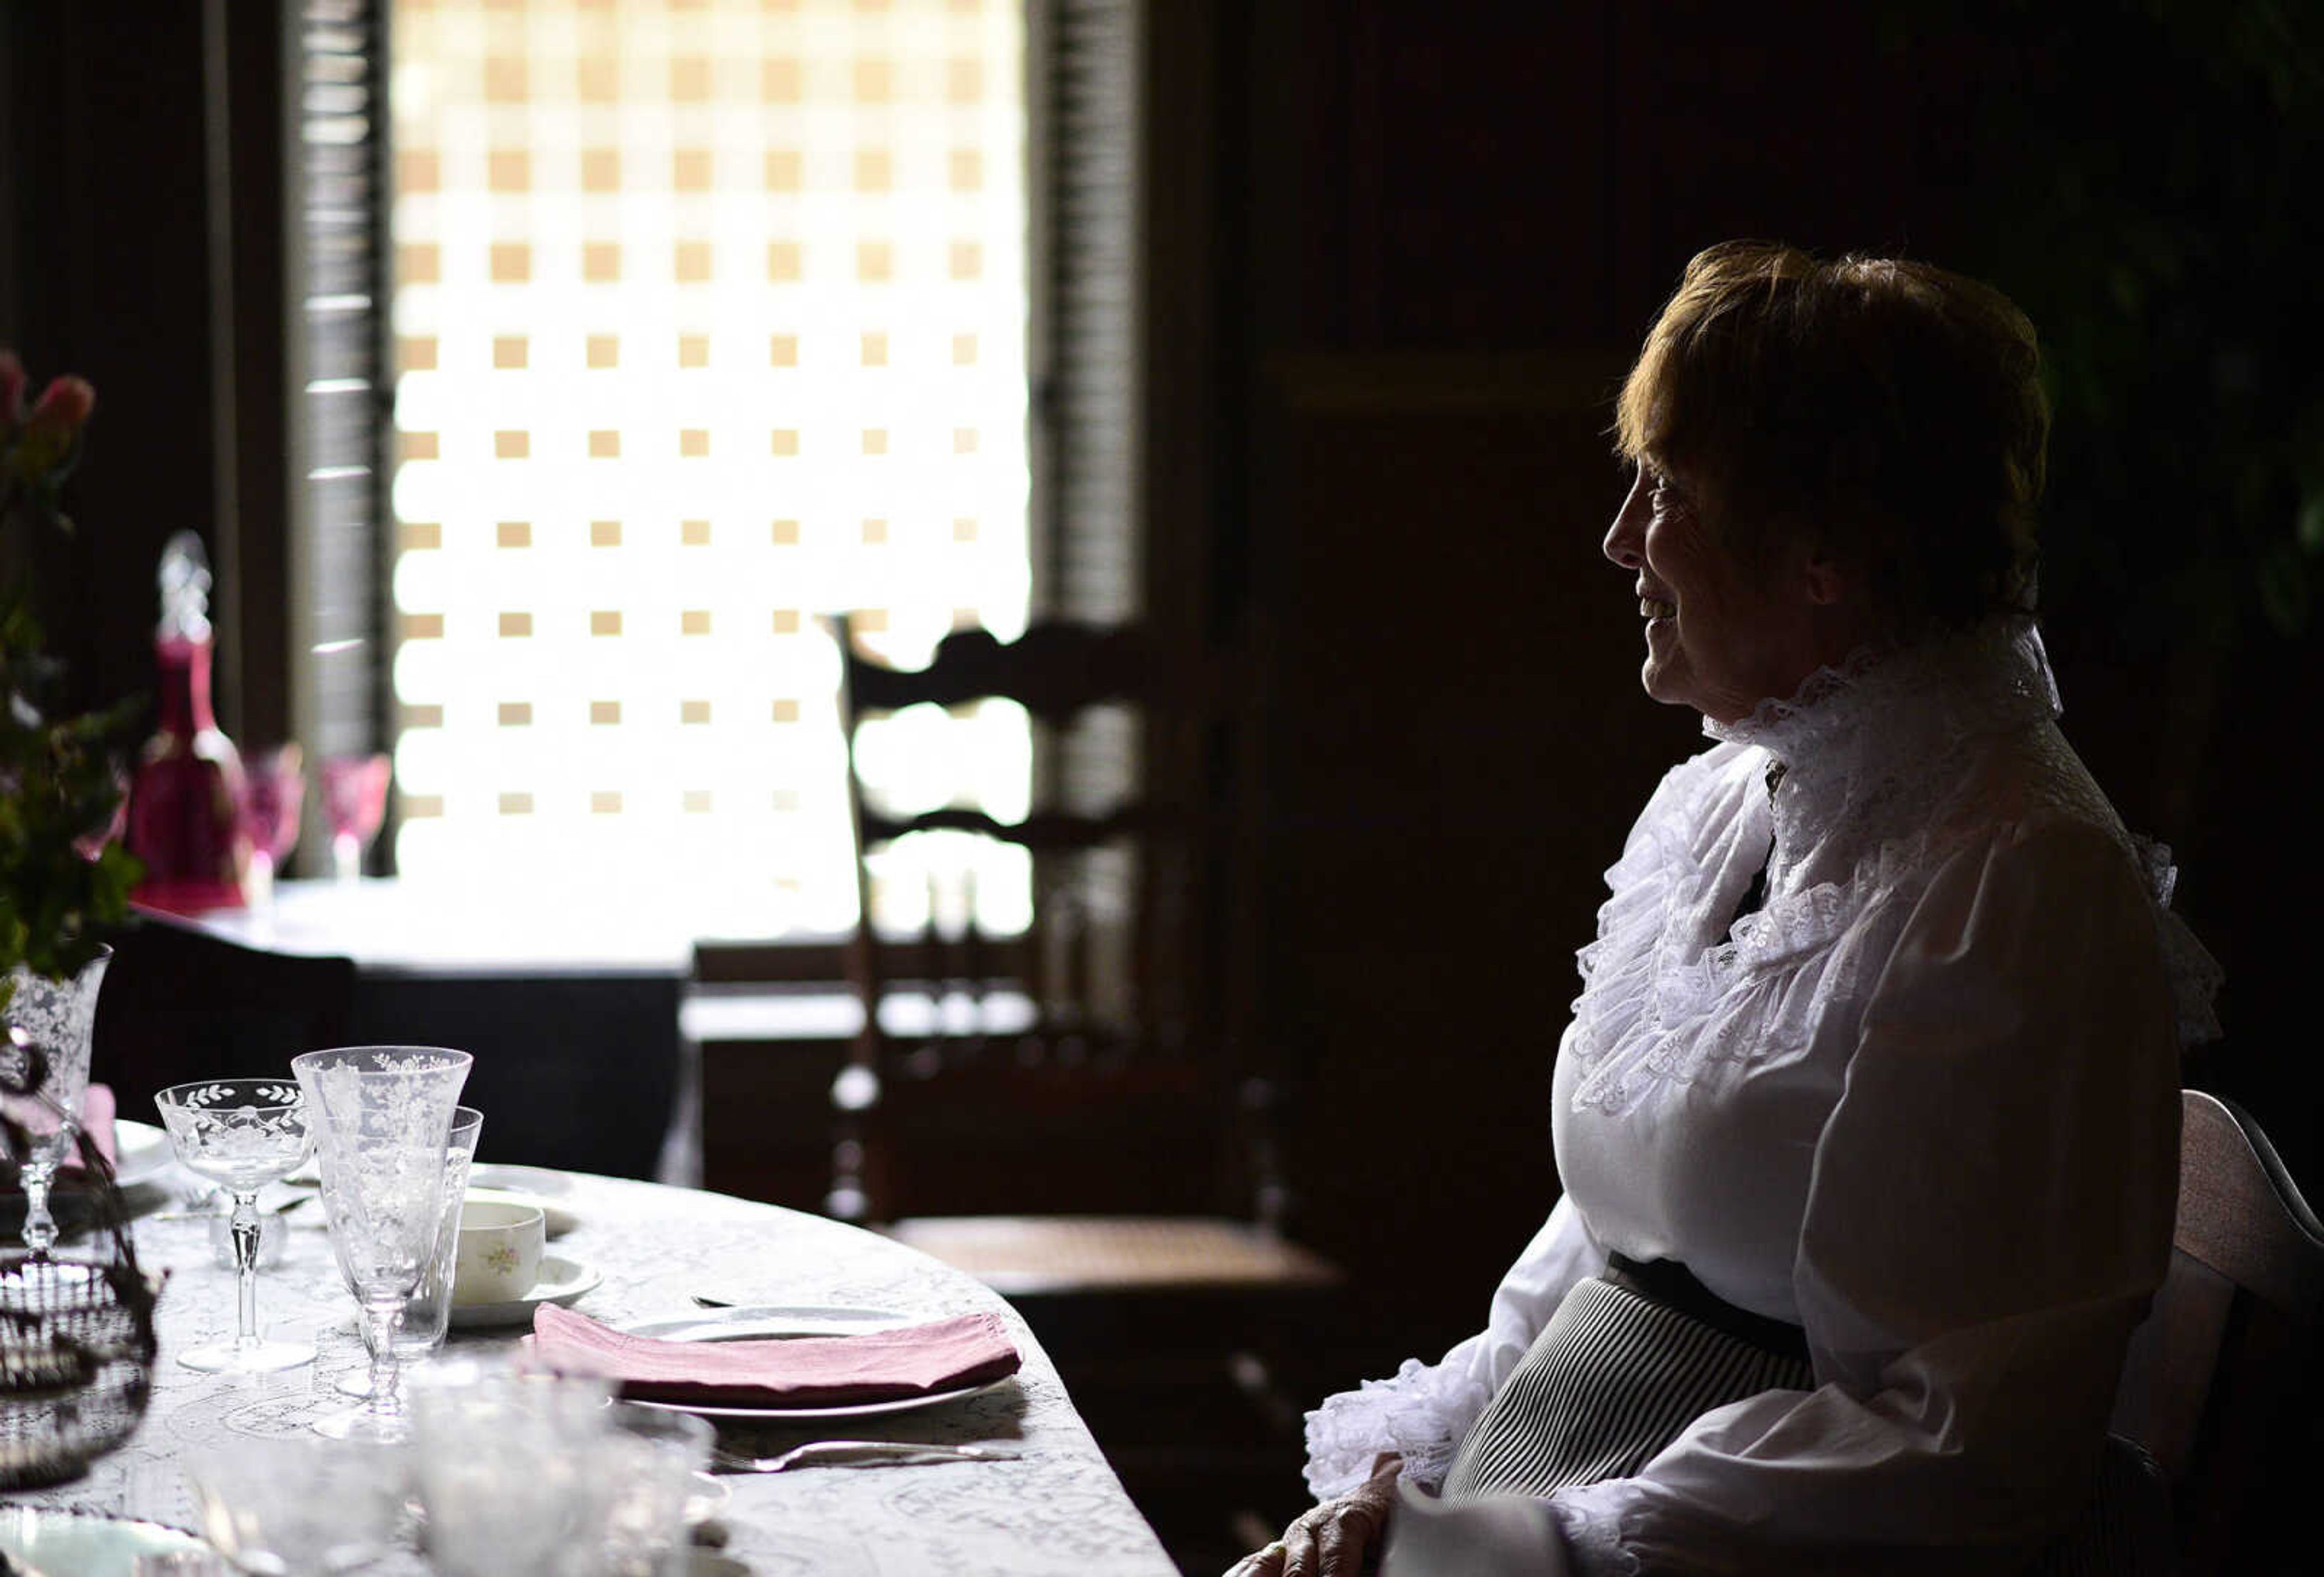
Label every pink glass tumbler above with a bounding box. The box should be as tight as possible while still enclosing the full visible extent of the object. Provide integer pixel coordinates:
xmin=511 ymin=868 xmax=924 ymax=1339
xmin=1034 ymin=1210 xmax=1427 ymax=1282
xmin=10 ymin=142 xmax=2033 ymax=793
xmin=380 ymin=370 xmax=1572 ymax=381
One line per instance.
xmin=320 ymin=753 xmax=391 ymax=883
xmin=238 ymin=744 xmax=305 ymax=907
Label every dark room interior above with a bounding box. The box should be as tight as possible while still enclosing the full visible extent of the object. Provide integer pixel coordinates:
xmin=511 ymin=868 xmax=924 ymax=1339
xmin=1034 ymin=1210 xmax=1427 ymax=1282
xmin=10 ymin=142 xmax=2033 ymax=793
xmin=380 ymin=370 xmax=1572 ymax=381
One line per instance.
xmin=4 ymin=2 xmax=2320 ymax=1572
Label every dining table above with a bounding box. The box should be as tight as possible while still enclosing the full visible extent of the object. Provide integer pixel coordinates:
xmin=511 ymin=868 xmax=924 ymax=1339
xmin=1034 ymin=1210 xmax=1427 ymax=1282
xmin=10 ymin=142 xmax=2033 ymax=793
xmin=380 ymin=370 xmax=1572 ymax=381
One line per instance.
xmin=3 ymin=1127 xmax=1180 ymax=1575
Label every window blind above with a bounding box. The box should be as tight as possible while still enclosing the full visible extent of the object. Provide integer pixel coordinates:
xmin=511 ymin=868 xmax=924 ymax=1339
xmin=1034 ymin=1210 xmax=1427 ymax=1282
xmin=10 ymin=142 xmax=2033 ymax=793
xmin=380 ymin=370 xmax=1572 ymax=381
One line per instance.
xmin=1028 ymin=0 xmax=1138 ymax=633
xmin=384 ymin=0 xmax=1032 ymax=936
xmin=292 ymin=0 xmax=396 ymax=788
xmin=1023 ymin=0 xmax=1140 ymax=1012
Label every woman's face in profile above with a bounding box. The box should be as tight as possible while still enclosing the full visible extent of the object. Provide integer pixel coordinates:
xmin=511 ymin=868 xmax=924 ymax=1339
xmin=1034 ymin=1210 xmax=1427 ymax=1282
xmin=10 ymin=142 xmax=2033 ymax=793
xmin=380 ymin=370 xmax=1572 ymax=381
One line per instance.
xmin=1601 ymin=464 xmax=1837 ymax=723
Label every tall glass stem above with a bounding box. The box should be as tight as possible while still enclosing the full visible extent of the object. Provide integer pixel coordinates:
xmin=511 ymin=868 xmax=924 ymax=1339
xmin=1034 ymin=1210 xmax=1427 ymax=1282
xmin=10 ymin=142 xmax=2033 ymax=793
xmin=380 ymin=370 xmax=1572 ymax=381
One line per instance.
xmin=229 ymin=1190 xmax=264 ymax=1351
xmin=361 ymin=1293 xmax=406 ymax=1423
xmin=17 ymin=1155 xmax=58 ymax=1255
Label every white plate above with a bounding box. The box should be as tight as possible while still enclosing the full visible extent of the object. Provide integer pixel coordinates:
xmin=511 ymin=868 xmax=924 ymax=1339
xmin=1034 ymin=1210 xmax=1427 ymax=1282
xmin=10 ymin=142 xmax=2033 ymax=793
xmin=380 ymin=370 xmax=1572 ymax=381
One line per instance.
xmin=0 ymin=1506 xmax=216 ymax=1570
xmin=628 ymin=1374 xmax=1014 ymax=1422
xmin=447 ymin=1254 xmax=602 ymax=1328
xmin=283 ymin=1158 xmax=576 ymax=1196
xmin=110 ymin=1118 xmax=175 ymax=1190
xmin=617 ymin=1307 xmax=1015 ymax=1421
xmin=467 ymin=1163 xmax=574 ymax=1197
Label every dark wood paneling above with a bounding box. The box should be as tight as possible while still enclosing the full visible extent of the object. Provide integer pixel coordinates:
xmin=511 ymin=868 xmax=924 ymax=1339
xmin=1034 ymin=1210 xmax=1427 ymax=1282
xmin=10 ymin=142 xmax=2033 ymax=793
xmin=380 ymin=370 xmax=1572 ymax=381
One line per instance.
xmin=4 ymin=2 xmax=289 ymax=744
xmin=1247 ymin=353 xmax=1698 ymax=1350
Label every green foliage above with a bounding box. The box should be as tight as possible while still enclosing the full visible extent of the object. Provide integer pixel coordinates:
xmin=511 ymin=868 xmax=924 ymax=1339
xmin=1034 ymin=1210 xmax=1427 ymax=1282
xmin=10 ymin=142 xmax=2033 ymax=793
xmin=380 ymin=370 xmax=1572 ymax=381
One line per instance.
xmin=0 ymin=351 xmax=142 ymax=994
xmin=1880 ymin=0 xmax=2324 ymax=641
xmin=0 ymin=605 xmax=143 ymax=990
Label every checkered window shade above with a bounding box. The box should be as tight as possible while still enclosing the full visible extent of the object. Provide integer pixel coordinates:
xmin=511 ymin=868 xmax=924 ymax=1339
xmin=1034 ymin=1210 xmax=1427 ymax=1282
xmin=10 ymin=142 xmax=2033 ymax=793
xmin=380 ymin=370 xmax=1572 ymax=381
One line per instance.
xmin=389 ymin=0 xmax=1031 ymax=934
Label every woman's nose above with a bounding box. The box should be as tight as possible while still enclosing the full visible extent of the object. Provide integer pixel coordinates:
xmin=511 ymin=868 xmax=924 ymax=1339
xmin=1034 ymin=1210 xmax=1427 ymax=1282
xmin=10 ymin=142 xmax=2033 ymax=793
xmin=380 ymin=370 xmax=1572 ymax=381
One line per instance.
xmin=1603 ymin=486 xmax=1646 ymax=569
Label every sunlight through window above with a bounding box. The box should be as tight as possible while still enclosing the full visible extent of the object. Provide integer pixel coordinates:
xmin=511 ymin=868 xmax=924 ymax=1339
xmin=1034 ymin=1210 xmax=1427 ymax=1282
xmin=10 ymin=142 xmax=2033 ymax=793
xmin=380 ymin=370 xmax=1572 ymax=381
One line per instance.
xmin=388 ymin=0 xmax=1030 ymax=937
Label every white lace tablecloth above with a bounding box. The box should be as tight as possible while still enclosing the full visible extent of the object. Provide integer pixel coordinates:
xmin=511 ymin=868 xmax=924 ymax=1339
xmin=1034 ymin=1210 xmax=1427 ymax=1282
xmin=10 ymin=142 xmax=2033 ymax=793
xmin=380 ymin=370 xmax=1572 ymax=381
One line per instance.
xmin=8 ymin=1172 xmax=1177 ymax=1575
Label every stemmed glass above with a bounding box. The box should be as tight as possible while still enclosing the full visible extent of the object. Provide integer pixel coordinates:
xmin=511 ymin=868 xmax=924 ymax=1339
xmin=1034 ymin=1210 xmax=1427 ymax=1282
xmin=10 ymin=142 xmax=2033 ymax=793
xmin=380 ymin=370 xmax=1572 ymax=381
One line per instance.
xmin=291 ymin=1046 xmax=471 ymax=1442
xmin=2 ymin=949 xmax=113 ymax=1256
xmin=335 ymin=1103 xmax=482 ymax=1397
xmin=238 ymin=743 xmax=304 ymax=910
xmin=318 ymin=753 xmax=390 ymax=884
xmin=152 ymin=1080 xmax=315 ymax=1374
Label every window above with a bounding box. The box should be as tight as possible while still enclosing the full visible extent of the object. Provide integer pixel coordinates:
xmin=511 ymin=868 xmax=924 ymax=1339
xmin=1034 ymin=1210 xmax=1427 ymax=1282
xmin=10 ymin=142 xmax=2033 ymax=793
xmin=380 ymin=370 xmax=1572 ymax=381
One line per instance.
xmin=373 ymin=0 xmax=1034 ymax=935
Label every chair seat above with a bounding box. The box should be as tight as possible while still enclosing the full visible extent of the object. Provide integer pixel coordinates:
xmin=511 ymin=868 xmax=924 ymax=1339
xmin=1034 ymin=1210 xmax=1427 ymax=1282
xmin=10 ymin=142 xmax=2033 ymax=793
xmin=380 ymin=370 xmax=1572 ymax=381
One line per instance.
xmin=880 ymin=1214 xmax=1344 ymax=1297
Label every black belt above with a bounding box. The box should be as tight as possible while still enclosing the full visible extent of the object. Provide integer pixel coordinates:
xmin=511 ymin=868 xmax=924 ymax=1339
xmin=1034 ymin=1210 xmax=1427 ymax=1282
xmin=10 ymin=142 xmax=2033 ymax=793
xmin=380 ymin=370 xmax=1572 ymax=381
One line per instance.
xmin=1602 ymin=1251 xmax=1811 ymax=1367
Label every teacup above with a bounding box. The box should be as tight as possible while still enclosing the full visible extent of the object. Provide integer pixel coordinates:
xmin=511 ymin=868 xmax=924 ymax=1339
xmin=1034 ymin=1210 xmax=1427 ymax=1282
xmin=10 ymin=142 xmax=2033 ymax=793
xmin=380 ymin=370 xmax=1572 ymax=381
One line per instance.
xmin=451 ymin=1199 xmax=545 ymax=1305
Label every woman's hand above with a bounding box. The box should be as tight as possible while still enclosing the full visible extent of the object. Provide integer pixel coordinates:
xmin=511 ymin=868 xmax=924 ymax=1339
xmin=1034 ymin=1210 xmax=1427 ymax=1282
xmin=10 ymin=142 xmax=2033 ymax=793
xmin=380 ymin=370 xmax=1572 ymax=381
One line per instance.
xmin=1225 ymin=1456 xmax=1402 ymax=1577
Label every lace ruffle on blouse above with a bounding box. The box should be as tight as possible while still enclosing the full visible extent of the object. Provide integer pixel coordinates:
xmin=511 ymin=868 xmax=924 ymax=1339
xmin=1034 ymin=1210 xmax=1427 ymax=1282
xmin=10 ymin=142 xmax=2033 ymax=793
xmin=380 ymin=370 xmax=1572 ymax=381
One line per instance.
xmin=1304 ymin=1356 xmax=1496 ymax=1498
xmin=1566 ymin=619 xmax=2221 ymax=1116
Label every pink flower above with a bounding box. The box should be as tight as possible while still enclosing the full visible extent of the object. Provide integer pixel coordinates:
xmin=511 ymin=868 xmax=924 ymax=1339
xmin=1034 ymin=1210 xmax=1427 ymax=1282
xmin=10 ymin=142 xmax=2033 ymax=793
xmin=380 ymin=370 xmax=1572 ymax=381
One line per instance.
xmin=73 ymin=785 xmax=131 ymax=862
xmin=22 ymin=376 xmax=96 ymax=442
xmin=4 ymin=372 xmax=96 ymax=490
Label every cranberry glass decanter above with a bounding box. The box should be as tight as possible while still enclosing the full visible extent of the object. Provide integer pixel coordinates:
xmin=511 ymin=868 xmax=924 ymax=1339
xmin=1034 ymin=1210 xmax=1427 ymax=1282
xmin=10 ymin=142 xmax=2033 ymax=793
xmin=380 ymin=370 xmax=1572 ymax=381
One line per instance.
xmin=125 ymin=531 xmax=248 ymax=913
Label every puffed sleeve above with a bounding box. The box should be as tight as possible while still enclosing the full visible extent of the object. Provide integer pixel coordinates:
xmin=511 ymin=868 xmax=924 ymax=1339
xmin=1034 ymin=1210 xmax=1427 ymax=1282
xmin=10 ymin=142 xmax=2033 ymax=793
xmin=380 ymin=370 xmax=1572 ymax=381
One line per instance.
xmin=1304 ymin=1189 xmax=1609 ymax=1498
xmin=1544 ymin=816 xmax=2182 ymax=1574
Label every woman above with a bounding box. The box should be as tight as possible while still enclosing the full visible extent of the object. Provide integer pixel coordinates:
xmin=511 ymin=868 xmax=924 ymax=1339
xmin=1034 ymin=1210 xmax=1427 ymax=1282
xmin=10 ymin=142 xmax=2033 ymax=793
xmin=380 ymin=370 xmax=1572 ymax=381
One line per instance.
xmin=1231 ymin=241 xmax=2219 ymax=1576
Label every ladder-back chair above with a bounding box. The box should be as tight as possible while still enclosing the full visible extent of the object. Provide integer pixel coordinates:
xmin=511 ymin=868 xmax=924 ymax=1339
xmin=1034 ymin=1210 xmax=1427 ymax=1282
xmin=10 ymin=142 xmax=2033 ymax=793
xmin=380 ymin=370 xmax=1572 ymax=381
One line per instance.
xmin=826 ymin=611 xmax=1339 ymax=1311
xmin=824 ymin=614 xmax=1343 ymax=1553
xmin=2112 ymin=1089 xmax=2324 ymax=1575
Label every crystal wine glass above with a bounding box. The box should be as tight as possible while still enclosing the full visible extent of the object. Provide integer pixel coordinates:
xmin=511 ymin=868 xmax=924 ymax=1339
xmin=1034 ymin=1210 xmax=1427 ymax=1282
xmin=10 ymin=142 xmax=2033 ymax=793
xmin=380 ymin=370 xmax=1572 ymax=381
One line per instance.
xmin=334 ymin=1103 xmax=481 ymax=1397
xmin=237 ymin=743 xmax=304 ymax=909
xmin=291 ymin=1046 xmax=471 ymax=1442
xmin=318 ymin=753 xmax=390 ymax=884
xmin=2 ymin=949 xmax=113 ymax=1256
xmin=153 ymin=1079 xmax=315 ymax=1373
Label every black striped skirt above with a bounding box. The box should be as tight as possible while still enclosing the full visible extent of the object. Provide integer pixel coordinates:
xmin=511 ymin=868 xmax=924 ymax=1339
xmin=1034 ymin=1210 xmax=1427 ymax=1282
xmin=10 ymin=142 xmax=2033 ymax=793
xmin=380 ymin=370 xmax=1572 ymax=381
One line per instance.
xmin=1434 ymin=1261 xmax=2171 ymax=1575
xmin=1441 ymin=1264 xmax=1812 ymax=1501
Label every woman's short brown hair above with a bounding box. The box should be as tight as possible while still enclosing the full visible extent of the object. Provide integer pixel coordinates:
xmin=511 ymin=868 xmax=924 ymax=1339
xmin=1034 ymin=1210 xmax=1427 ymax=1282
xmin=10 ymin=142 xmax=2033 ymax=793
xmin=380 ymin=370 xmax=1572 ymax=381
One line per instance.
xmin=1615 ymin=241 xmax=2048 ymax=629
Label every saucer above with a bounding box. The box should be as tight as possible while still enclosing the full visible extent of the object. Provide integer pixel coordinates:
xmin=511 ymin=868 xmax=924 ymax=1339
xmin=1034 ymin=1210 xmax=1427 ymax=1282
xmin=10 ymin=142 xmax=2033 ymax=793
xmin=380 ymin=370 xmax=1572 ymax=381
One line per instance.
xmin=447 ymin=1255 xmax=602 ymax=1329
xmin=467 ymin=1163 xmax=575 ymax=1198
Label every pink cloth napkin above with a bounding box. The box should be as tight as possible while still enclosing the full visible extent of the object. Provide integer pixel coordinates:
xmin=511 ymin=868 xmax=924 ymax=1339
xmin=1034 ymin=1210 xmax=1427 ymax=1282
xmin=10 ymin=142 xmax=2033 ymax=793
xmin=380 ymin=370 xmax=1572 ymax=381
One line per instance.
xmin=527 ymin=1303 xmax=1022 ymax=1408
xmin=62 ymin=1082 xmax=118 ymax=1169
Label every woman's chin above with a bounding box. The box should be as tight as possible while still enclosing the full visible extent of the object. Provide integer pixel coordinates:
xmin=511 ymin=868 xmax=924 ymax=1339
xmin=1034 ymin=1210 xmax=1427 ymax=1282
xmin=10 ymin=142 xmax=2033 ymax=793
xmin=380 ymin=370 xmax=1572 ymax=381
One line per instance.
xmin=1641 ymin=676 xmax=1701 ymax=714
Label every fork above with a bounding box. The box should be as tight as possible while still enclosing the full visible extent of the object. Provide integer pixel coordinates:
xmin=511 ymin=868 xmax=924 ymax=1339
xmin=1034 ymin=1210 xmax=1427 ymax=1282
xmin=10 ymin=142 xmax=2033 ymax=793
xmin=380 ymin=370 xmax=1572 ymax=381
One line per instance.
xmin=710 ymin=1440 xmax=1020 ymax=1474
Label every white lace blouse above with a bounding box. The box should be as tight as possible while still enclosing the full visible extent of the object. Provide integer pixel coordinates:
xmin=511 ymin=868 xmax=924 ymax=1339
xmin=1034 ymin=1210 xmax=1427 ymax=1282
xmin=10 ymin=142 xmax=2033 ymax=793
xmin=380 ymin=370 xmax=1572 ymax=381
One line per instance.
xmin=1304 ymin=621 xmax=2222 ymax=1574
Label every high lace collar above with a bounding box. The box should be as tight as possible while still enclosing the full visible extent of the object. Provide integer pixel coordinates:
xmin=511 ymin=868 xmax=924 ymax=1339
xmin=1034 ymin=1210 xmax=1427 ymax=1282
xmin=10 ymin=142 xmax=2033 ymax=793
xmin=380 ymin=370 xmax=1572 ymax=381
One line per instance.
xmin=1702 ymin=618 xmax=2064 ymax=876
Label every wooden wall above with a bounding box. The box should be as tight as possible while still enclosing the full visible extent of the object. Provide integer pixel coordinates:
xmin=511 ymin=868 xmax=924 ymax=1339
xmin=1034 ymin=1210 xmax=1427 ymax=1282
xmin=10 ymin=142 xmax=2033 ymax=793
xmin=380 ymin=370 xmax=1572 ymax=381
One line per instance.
xmin=2 ymin=1 xmax=292 ymax=747
xmin=1161 ymin=1 xmax=2324 ymax=1375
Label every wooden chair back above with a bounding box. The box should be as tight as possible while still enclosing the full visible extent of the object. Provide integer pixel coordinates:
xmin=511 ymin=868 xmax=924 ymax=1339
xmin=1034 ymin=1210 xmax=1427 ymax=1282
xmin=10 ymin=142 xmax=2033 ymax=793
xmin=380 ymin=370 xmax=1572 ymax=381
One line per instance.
xmin=2111 ymin=1089 xmax=2324 ymax=1575
xmin=828 ymin=612 xmax=1267 ymax=1227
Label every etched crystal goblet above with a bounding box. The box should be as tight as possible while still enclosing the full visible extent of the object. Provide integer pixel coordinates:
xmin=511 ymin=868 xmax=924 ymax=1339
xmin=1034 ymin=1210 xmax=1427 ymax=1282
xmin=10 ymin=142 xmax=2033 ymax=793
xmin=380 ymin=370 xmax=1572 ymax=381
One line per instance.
xmin=291 ymin=1046 xmax=471 ymax=1442
xmin=153 ymin=1078 xmax=315 ymax=1373
xmin=2 ymin=948 xmax=113 ymax=1256
xmin=334 ymin=1103 xmax=481 ymax=1397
